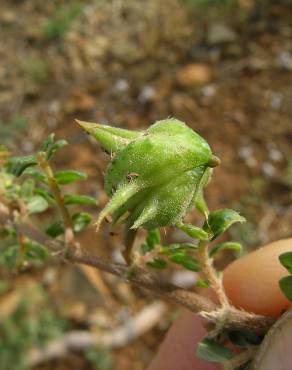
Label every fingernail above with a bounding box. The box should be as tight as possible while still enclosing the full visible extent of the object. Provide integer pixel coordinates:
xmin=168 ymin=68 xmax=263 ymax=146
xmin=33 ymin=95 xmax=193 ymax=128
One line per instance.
xmin=252 ymin=310 xmax=292 ymax=370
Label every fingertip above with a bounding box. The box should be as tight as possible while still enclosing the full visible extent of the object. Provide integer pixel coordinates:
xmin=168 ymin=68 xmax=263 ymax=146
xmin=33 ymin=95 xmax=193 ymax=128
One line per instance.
xmin=223 ymin=238 xmax=292 ymax=316
xmin=149 ymin=239 xmax=292 ymax=369
xmin=148 ymin=310 xmax=219 ymax=370
xmin=253 ymin=310 xmax=292 ymax=369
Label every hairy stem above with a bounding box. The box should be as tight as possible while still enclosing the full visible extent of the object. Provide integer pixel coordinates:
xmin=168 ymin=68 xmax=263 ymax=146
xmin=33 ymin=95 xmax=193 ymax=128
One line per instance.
xmin=69 ymin=250 xmax=274 ymax=333
xmin=0 ymin=205 xmax=275 ymax=334
xmin=13 ymin=199 xmax=29 ymax=268
xmin=37 ymin=152 xmax=74 ymax=246
xmin=197 ymin=241 xmax=230 ymax=307
xmin=66 ymin=247 xmax=216 ymax=313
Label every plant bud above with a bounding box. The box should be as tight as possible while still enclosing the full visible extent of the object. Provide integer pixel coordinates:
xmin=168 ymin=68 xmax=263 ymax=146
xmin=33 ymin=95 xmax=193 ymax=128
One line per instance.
xmin=77 ymin=118 xmax=219 ymax=231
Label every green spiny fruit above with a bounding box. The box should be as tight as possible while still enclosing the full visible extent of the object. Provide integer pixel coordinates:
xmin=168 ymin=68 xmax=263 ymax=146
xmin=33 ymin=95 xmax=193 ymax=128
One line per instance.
xmin=77 ymin=118 xmax=219 ymax=231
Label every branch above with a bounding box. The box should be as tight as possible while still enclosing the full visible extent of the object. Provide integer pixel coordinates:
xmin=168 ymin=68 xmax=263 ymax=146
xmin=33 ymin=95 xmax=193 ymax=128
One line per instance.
xmin=67 ymin=249 xmax=216 ymax=313
xmin=0 ymin=205 xmax=275 ymax=334
xmin=37 ymin=152 xmax=72 ymax=230
xmin=17 ymin=222 xmax=63 ymax=251
xmin=0 ymin=202 xmax=63 ymax=253
xmin=0 ymin=204 xmax=217 ymax=313
xmin=36 ymin=152 xmax=74 ymax=247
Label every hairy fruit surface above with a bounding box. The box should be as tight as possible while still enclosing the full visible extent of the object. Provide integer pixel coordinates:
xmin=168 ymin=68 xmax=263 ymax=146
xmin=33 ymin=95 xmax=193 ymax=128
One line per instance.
xmin=77 ymin=118 xmax=219 ymax=231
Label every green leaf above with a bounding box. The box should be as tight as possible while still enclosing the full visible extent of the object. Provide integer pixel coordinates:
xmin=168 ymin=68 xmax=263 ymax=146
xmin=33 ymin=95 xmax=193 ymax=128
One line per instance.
xmin=228 ymin=330 xmax=262 ymax=347
xmin=0 ymin=245 xmax=19 ymax=270
xmin=46 ymin=221 xmax=64 ymax=237
xmin=146 ymin=229 xmax=160 ymax=248
xmin=141 ymin=243 xmax=152 ymax=254
xmin=25 ymin=242 xmax=48 ymax=261
xmin=193 ymin=167 xmax=212 ymax=217
xmin=27 ymin=195 xmax=49 ymax=214
xmin=170 ymin=252 xmax=200 ymax=272
xmin=0 ymin=226 xmax=16 ymax=239
xmin=205 ymin=209 xmax=245 ymax=240
xmin=141 ymin=230 xmax=161 ymax=254
xmin=196 ymin=338 xmax=233 ymax=363
xmin=7 ymin=155 xmax=37 ymax=177
xmin=146 ymin=258 xmax=167 ymax=270
xmin=161 ymin=243 xmax=198 ymax=255
xmin=279 ymin=275 xmax=292 ymax=301
xmin=24 ymin=167 xmax=47 ymax=183
xmin=176 ymin=223 xmax=210 ymax=240
xmin=195 ymin=191 xmax=209 ymax=218
xmin=170 ymin=243 xmax=198 ymax=251
xmin=196 ymin=278 xmax=209 ymax=288
xmin=39 ymin=133 xmax=55 ymax=152
xmin=39 ymin=133 xmax=68 ymax=161
xmin=34 ymin=188 xmax=55 ymax=205
xmin=20 ymin=179 xmax=35 ymax=199
xmin=64 ymin=194 xmax=97 ymax=206
xmin=46 ymin=139 xmax=68 ymax=160
xmin=279 ymin=252 xmax=292 ymax=274
xmin=55 ymin=170 xmax=87 ymax=185
xmin=209 ymin=242 xmax=242 ymax=257
xmin=72 ymin=212 xmax=92 ymax=232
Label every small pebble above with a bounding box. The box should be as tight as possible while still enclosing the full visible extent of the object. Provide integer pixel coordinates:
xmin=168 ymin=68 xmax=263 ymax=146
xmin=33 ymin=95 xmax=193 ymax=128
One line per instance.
xmin=201 ymin=84 xmax=217 ymax=98
xmin=138 ymin=85 xmax=156 ymax=103
xmin=238 ymin=146 xmax=253 ymax=160
xmin=114 ymin=79 xmax=129 ymax=92
xmin=277 ymin=51 xmax=292 ymax=71
xmin=262 ymin=162 xmax=276 ymax=177
xmin=269 ymin=148 xmax=283 ymax=162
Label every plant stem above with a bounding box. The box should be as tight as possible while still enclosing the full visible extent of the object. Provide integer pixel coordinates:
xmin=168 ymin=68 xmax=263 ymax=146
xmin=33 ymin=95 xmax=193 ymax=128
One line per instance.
xmin=197 ymin=240 xmax=230 ymax=307
xmin=0 ymin=205 xmax=275 ymax=334
xmin=36 ymin=153 xmax=109 ymax=302
xmin=15 ymin=199 xmax=28 ymax=268
xmin=36 ymin=152 xmax=73 ymax=246
xmin=69 ymin=250 xmax=274 ymax=333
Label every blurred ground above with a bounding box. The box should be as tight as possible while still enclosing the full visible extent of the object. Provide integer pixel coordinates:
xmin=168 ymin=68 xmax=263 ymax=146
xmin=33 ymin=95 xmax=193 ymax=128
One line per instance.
xmin=0 ymin=1 xmax=292 ymax=369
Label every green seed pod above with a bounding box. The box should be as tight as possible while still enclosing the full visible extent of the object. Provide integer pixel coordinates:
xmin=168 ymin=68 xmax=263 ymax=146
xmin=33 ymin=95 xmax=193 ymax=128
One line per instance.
xmin=77 ymin=118 xmax=219 ymax=231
